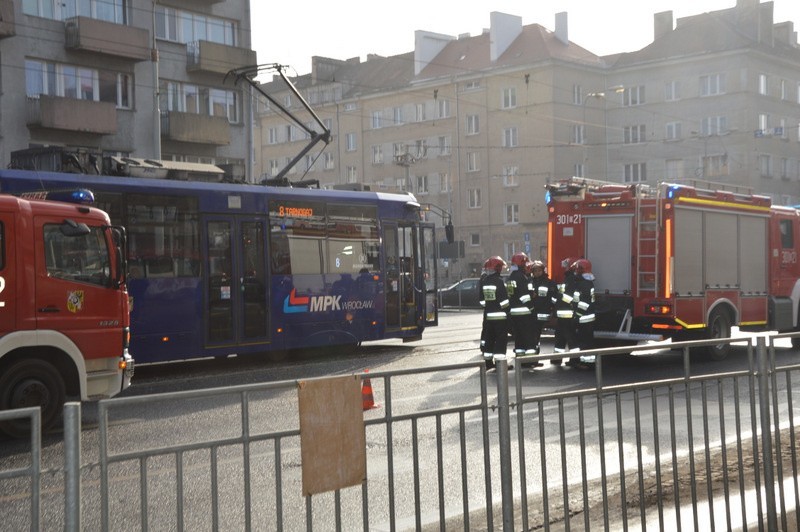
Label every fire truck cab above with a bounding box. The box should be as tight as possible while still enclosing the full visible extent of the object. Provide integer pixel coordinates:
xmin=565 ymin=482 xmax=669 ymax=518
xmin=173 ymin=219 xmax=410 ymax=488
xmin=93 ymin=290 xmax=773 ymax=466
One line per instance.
xmin=546 ymin=177 xmax=800 ymax=360
xmin=0 ymin=191 xmax=132 ymax=436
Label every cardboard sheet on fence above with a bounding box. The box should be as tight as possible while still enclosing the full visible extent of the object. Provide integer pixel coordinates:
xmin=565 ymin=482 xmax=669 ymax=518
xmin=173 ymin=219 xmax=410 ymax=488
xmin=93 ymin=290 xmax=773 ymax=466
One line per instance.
xmin=298 ymin=375 xmax=366 ymax=495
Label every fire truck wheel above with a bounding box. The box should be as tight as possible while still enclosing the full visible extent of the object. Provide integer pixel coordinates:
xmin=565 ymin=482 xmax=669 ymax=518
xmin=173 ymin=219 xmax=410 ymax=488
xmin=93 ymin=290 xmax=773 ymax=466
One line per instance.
xmin=705 ymin=310 xmax=732 ymax=361
xmin=0 ymin=359 xmax=66 ymax=438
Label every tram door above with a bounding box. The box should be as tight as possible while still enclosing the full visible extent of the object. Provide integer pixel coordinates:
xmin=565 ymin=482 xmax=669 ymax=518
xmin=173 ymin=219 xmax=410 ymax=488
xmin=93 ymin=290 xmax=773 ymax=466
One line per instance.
xmin=204 ymin=216 xmax=270 ymax=346
xmin=384 ymin=223 xmax=418 ymax=328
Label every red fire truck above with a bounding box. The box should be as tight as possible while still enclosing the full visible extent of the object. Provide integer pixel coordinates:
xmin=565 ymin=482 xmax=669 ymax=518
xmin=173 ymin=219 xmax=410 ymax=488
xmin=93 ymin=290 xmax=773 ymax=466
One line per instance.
xmin=0 ymin=190 xmax=132 ymax=436
xmin=546 ymin=177 xmax=800 ymax=360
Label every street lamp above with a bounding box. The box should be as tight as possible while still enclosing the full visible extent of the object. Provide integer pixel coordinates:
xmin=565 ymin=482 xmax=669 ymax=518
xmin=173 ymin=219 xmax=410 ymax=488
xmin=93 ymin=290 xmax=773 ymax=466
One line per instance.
xmin=582 ymin=85 xmax=624 ymax=179
xmin=582 ymin=92 xmax=606 ymax=174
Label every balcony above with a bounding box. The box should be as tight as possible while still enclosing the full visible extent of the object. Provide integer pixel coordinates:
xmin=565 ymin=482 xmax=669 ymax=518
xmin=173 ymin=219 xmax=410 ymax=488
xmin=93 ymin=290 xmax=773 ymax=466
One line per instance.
xmin=186 ymin=40 xmax=257 ymax=75
xmin=160 ymin=111 xmax=230 ymax=145
xmin=27 ymin=96 xmax=117 ymax=134
xmin=0 ymin=0 xmax=15 ymax=39
xmin=65 ymin=17 xmax=150 ymax=61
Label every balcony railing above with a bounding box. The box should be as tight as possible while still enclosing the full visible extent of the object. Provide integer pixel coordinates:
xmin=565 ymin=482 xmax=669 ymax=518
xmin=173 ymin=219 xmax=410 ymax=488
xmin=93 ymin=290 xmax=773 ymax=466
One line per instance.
xmin=27 ymin=96 xmax=117 ymax=134
xmin=0 ymin=0 xmax=15 ymax=39
xmin=65 ymin=17 xmax=150 ymax=61
xmin=186 ymin=40 xmax=257 ymax=75
xmin=160 ymin=111 xmax=230 ymax=145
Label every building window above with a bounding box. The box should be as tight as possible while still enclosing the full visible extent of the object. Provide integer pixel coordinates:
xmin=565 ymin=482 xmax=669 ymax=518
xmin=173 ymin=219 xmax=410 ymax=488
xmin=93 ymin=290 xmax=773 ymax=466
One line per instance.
xmin=781 ymin=79 xmax=788 ymax=100
xmin=26 ymin=0 xmax=128 ymax=24
xmin=415 ymin=139 xmax=427 ymax=158
xmin=572 ymin=125 xmax=585 ymax=145
xmin=284 ymin=157 xmax=296 ymax=175
xmin=437 ymin=99 xmax=450 ymax=118
xmin=416 ymin=175 xmax=429 ymax=195
xmin=155 ymin=6 xmax=236 ymax=46
xmin=26 ymin=59 xmax=135 ymax=110
xmin=415 ymin=103 xmax=426 ymax=122
xmin=466 ymin=114 xmax=480 ymax=135
xmin=759 ymin=74 xmax=768 ymax=96
xmin=623 ymin=85 xmax=645 ymax=106
xmin=346 ymin=166 xmax=358 ymax=183
xmin=781 ymin=157 xmax=789 ymax=180
xmin=665 ymin=122 xmax=681 ymax=141
xmin=505 ymin=242 xmax=523 ymax=257
xmin=574 ymin=163 xmax=585 ymax=178
xmin=665 ymin=81 xmax=680 ymax=101
xmin=439 ymin=172 xmax=451 ymax=193
xmin=470 ymin=233 xmax=480 ymax=246
xmin=467 ymin=152 xmax=479 ymax=172
xmin=344 ymin=102 xmax=356 ymax=111
xmin=759 ymin=154 xmax=772 ymax=178
xmin=268 ymin=127 xmax=278 ymax=145
xmin=269 ymin=159 xmax=280 ymax=176
xmin=502 ymin=87 xmax=517 ymax=109
xmin=623 ymin=125 xmax=646 ymax=144
xmin=100 ymin=72 xmax=132 ymax=109
xmin=372 ymin=110 xmax=382 ymax=129
xmin=624 ymin=163 xmax=646 ymax=183
xmin=159 ymin=80 xmax=239 ymax=123
xmin=304 ymin=155 xmax=315 ymax=172
xmin=324 ymin=152 xmax=335 ymax=170
xmin=464 ymin=80 xmax=481 ymax=91
xmin=371 ymin=145 xmax=383 ymax=164
xmin=700 ymin=73 xmax=726 ymax=96
xmin=504 ymin=204 xmax=519 ymax=225
xmin=702 ymin=116 xmax=728 ymax=136
xmin=702 ymin=154 xmax=729 ymax=177
xmin=468 ymin=188 xmax=481 ymax=209
xmin=503 ymin=165 xmax=519 ymax=187
xmin=345 ymin=133 xmax=357 ymax=152
xmin=438 ymin=136 xmax=451 ymax=156
xmin=572 ymin=84 xmax=583 ymax=105
xmin=502 ymin=127 xmax=518 ymax=148
xmin=665 ymin=159 xmax=683 ymax=180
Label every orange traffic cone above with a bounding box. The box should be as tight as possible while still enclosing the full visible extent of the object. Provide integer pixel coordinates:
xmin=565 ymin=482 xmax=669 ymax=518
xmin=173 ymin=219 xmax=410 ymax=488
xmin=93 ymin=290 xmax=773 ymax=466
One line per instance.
xmin=362 ymin=369 xmax=377 ymax=410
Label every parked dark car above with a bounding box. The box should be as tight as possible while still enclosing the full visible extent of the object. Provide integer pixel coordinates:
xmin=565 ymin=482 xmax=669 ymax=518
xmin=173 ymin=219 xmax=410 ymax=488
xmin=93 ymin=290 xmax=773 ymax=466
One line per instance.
xmin=438 ymin=278 xmax=482 ymax=308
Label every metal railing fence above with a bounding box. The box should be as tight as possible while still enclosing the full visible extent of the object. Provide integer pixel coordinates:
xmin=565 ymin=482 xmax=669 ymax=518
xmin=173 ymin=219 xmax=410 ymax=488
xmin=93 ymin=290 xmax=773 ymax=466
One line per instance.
xmin=1 ymin=335 xmax=799 ymax=531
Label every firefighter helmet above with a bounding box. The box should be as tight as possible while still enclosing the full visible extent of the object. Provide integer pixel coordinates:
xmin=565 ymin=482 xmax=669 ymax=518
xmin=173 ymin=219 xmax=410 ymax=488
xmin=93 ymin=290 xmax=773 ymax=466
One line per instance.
xmin=530 ymin=260 xmax=545 ymax=272
xmin=573 ymin=258 xmax=592 ymax=274
xmin=510 ymin=252 xmax=529 ymax=268
xmin=485 ymin=256 xmax=507 ymax=272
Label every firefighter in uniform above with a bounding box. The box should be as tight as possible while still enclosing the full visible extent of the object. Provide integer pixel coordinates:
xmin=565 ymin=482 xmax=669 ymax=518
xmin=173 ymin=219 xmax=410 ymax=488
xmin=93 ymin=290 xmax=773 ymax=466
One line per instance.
xmin=507 ymin=252 xmax=536 ymax=361
xmin=571 ymin=258 xmax=596 ymax=368
xmin=528 ymin=260 xmax=556 ymax=357
xmin=552 ymin=257 xmax=578 ymax=366
xmin=479 ymin=256 xmax=511 ymax=369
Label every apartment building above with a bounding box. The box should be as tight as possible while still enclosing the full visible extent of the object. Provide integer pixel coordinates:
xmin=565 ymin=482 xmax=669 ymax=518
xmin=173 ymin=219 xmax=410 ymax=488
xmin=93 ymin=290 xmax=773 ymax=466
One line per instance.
xmin=1 ymin=0 xmax=256 ymax=176
xmin=255 ymin=0 xmax=800 ymax=279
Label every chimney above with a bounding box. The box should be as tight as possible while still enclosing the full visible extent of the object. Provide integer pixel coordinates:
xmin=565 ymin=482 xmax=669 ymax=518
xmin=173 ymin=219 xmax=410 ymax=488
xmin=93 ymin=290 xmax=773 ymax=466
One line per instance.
xmin=758 ymin=1 xmax=774 ymax=45
xmin=773 ymin=21 xmax=795 ymax=46
xmin=414 ymin=30 xmax=454 ymax=75
xmin=490 ymin=12 xmax=522 ymax=62
xmin=555 ymin=12 xmax=568 ymax=45
xmin=654 ymin=11 xmax=673 ymax=40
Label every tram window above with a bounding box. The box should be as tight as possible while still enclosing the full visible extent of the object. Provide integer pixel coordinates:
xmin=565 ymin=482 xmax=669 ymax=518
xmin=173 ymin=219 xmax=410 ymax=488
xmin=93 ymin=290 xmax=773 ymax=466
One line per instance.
xmin=269 ymin=200 xmax=380 ymax=275
xmin=124 ymin=194 xmax=199 ymax=278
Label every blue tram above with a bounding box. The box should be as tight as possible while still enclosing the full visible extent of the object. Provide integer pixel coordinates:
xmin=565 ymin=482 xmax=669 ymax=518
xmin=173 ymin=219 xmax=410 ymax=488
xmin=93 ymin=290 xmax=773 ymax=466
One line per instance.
xmin=0 ymin=169 xmax=438 ymax=363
